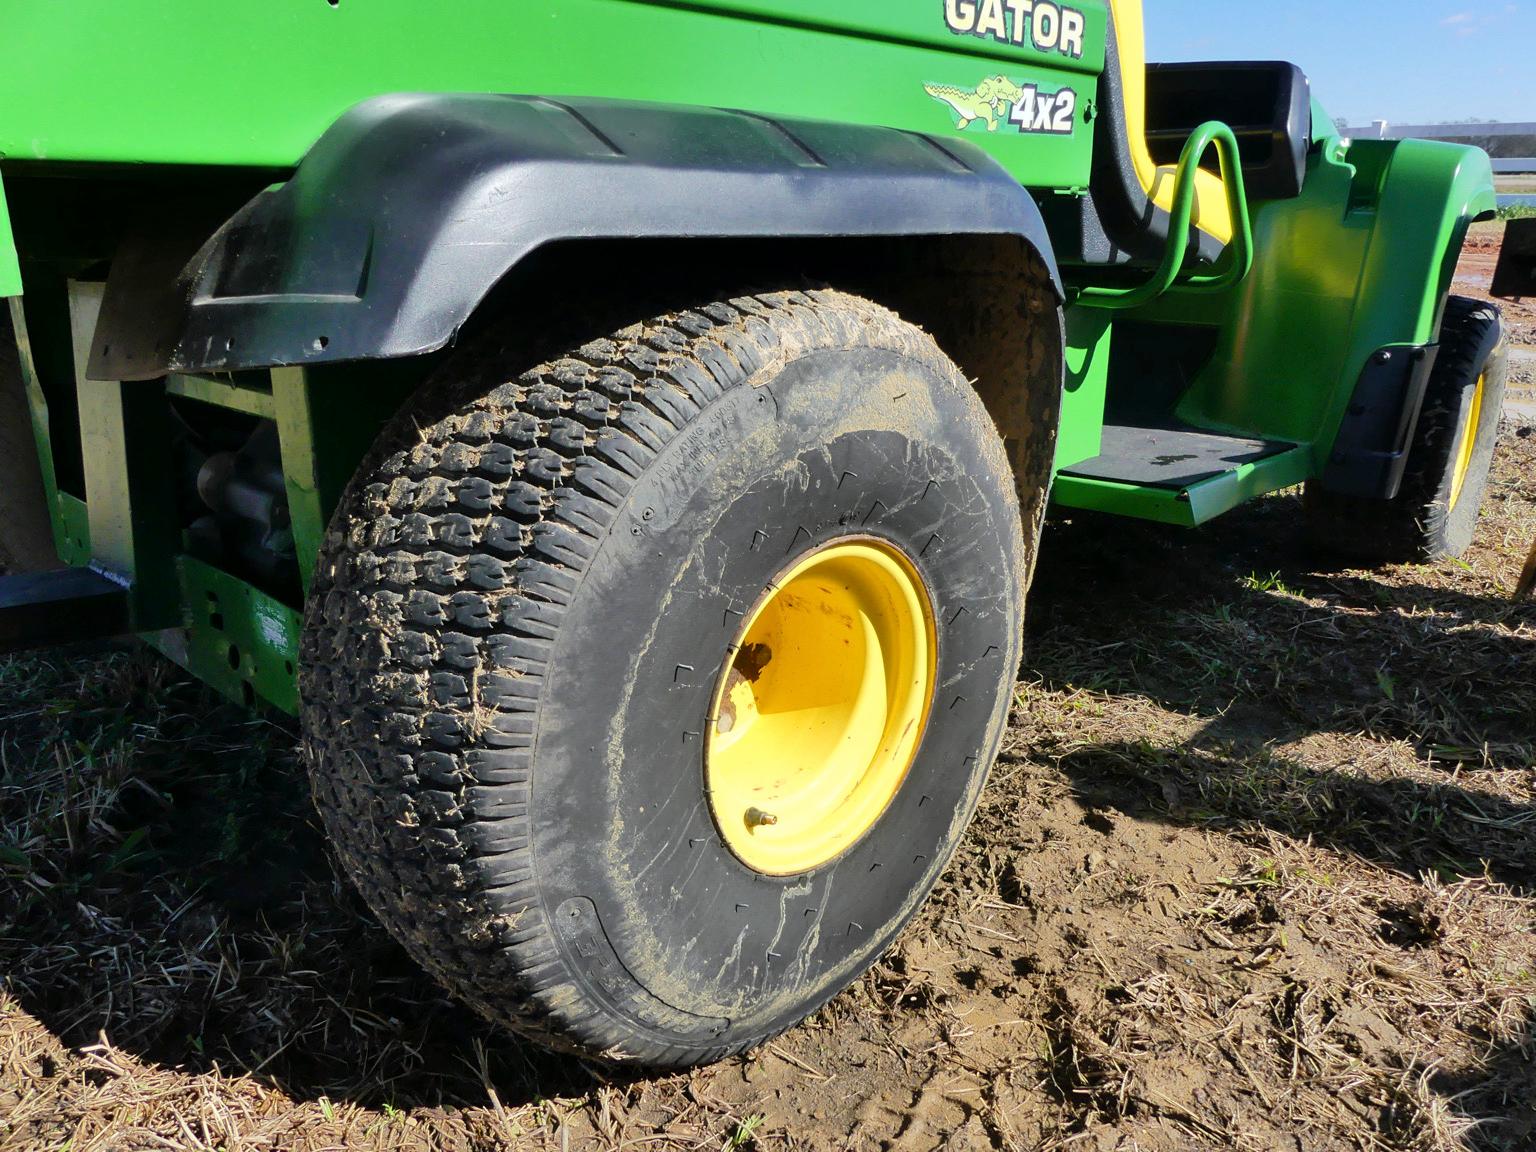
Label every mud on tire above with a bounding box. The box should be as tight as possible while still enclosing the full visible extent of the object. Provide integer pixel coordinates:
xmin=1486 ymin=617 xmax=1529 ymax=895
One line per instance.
xmin=299 ymin=289 xmax=1029 ymax=1067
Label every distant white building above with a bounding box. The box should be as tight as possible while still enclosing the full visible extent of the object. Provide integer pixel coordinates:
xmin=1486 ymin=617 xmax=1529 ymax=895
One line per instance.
xmin=1341 ymin=121 xmax=1535 ymax=172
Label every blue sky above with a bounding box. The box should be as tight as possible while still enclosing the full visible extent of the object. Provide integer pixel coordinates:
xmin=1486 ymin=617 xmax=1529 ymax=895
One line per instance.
xmin=1145 ymin=2 xmax=1534 ymax=125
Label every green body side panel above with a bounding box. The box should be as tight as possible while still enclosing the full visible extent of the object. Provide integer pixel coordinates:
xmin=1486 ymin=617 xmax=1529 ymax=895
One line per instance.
xmin=1173 ymin=137 xmax=1493 ymax=463
xmin=145 ymin=556 xmax=302 ymax=714
xmin=0 ymin=0 xmax=1102 ymax=189
xmin=0 ymin=173 xmax=19 ymax=297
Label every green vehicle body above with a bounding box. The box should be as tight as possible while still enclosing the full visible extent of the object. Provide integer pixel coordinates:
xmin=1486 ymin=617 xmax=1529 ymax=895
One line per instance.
xmin=0 ymin=0 xmax=1497 ymax=713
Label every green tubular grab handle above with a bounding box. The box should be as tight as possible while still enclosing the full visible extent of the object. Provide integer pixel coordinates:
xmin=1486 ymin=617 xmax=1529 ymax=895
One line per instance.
xmin=1078 ymin=120 xmax=1254 ymax=310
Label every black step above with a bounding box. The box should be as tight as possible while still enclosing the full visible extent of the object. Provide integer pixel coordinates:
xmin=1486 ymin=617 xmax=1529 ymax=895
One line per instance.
xmin=0 ymin=566 xmax=131 ymax=654
xmin=1061 ymin=424 xmax=1296 ymax=491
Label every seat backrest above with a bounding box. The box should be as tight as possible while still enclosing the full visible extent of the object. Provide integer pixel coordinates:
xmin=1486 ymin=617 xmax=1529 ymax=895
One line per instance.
xmin=1146 ymin=60 xmax=1312 ymax=201
xmin=1108 ymin=0 xmax=1235 ymax=244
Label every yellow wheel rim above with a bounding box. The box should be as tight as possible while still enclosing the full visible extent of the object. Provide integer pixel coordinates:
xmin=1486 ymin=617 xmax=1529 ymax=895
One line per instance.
xmin=1449 ymin=372 xmax=1486 ymax=511
xmin=705 ymin=539 xmax=937 ymax=876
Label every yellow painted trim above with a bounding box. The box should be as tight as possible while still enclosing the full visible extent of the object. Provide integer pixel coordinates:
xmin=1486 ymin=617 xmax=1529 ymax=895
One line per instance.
xmin=1449 ymin=371 xmax=1486 ymax=511
xmin=1109 ymin=0 xmax=1234 ymax=244
xmin=705 ymin=539 xmax=936 ymax=876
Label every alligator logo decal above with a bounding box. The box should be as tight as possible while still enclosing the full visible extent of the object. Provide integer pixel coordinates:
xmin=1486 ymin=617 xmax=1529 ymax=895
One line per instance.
xmin=923 ymin=76 xmax=1023 ymax=133
xmin=925 ymin=75 xmax=1079 ymax=137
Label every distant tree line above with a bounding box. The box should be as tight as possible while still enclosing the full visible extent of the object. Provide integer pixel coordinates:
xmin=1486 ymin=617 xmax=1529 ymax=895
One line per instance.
xmin=1447 ymin=134 xmax=1536 ymax=158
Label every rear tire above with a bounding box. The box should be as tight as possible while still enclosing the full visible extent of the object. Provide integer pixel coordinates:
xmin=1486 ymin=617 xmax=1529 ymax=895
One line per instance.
xmin=299 ymin=289 xmax=1029 ymax=1067
xmin=1306 ymin=296 xmax=1507 ymax=563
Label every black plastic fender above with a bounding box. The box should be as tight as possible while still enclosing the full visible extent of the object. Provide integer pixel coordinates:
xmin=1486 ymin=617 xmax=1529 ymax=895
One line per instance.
xmin=90 ymin=94 xmax=1062 ymax=381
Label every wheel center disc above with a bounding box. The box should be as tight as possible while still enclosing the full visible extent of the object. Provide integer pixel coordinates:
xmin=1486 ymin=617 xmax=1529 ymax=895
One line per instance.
xmin=705 ymin=538 xmax=937 ymax=876
xmin=1449 ymin=371 xmax=1486 ymax=512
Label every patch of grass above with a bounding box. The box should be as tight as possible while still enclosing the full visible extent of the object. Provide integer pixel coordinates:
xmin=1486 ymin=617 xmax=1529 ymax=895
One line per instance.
xmin=723 ymin=1113 xmax=766 ymax=1150
xmin=1241 ymin=570 xmax=1302 ymax=597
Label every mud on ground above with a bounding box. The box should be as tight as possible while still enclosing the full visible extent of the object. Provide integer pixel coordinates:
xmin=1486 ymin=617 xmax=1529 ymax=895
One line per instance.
xmin=2 ymin=244 xmax=1534 ymax=1151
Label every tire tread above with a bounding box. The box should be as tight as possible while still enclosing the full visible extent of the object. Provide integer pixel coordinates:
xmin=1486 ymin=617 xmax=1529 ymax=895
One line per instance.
xmin=301 ymin=290 xmax=962 ymax=1066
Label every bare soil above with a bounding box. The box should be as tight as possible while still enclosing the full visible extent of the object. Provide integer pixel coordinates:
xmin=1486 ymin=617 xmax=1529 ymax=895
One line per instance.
xmin=1461 ymin=224 xmax=1535 ymax=345
xmin=2 ymin=241 xmax=1534 ymax=1151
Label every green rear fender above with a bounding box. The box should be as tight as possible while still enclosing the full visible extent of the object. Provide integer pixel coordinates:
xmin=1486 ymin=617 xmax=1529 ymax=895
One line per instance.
xmin=1303 ymin=137 xmax=1496 ymax=477
xmin=1354 ymin=136 xmax=1497 ymax=347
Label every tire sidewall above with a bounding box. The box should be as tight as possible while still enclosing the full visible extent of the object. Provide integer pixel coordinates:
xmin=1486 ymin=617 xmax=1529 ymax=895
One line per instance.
xmin=528 ymin=344 xmax=1023 ymax=1050
xmin=1420 ymin=305 xmax=1508 ymax=557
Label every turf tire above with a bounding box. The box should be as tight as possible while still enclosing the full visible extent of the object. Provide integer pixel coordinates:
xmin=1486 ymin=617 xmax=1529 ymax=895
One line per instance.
xmin=299 ymin=289 xmax=1028 ymax=1067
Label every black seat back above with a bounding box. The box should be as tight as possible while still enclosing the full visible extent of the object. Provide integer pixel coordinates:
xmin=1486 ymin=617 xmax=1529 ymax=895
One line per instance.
xmin=1145 ymin=61 xmax=1311 ymax=201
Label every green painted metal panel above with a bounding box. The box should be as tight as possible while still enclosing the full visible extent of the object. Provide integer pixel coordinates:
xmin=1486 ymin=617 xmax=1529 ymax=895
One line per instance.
xmin=1051 ymin=473 xmax=1198 ymax=526
xmin=1055 ymin=304 xmax=1109 ymax=470
xmin=6 ymin=297 xmax=67 ymax=560
xmin=1181 ymin=446 xmax=1310 ymax=525
xmin=0 ymin=173 xmax=19 ymax=297
xmin=272 ymin=361 xmax=432 ymax=593
xmin=54 ymin=493 xmax=91 ymax=567
xmin=0 ymin=0 xmax=1102 ymax=189
xmin=146 ymin=556 xmax=302 ymax=714
xmin=164 ymin=373 xmax=277 ymax=421
xmin=1052 ymin=445 xmax=1310 ymax=527
xmin=272 ymin=368 xmax=330 ymax=597
xmin=71 ymin=281 xmax=182 ymax=628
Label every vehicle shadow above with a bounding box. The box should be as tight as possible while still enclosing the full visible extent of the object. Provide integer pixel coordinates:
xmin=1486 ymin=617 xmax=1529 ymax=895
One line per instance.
xmin=1055 ymin=727 xmax=1535 ymax=896
xmin=1046 ymin=732 xmax=1536 ymax=1151
xmin=1028 ymin=497 xmax=1536 ymax=769
xmin=0 ymin=649 xmax=607 ymax=1110
xmin=1430 ymin=1016 xmax=1536 ymax=1152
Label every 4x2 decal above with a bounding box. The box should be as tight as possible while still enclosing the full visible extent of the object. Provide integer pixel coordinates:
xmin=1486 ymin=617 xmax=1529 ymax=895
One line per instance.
xmin=1007 ymin=83 xmax=1076 ymax=136
xmin=924 ymin=75 xmax=1077 ymax=136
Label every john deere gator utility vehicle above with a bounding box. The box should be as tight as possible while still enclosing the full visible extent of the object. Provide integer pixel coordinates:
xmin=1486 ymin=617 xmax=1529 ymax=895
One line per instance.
xmin=0 ymin=1 xmax=1508 ymax=1066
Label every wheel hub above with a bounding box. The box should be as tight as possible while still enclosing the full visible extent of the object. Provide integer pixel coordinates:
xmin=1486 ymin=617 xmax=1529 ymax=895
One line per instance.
xmin=705 ymin=539 xmax=937 ymax=876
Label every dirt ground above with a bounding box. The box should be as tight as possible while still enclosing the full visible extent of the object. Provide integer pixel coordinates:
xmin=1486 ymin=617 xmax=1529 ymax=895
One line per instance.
xmin=2 ymin=237 xmax=1534 ymax=1151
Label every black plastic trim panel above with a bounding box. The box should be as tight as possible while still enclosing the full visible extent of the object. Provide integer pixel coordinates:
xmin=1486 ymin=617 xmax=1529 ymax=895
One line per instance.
xmin=90 ymin=94 xmax=1062 ymax=380
xmin=1323 ymin=344 xmax=1440 ymax=500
